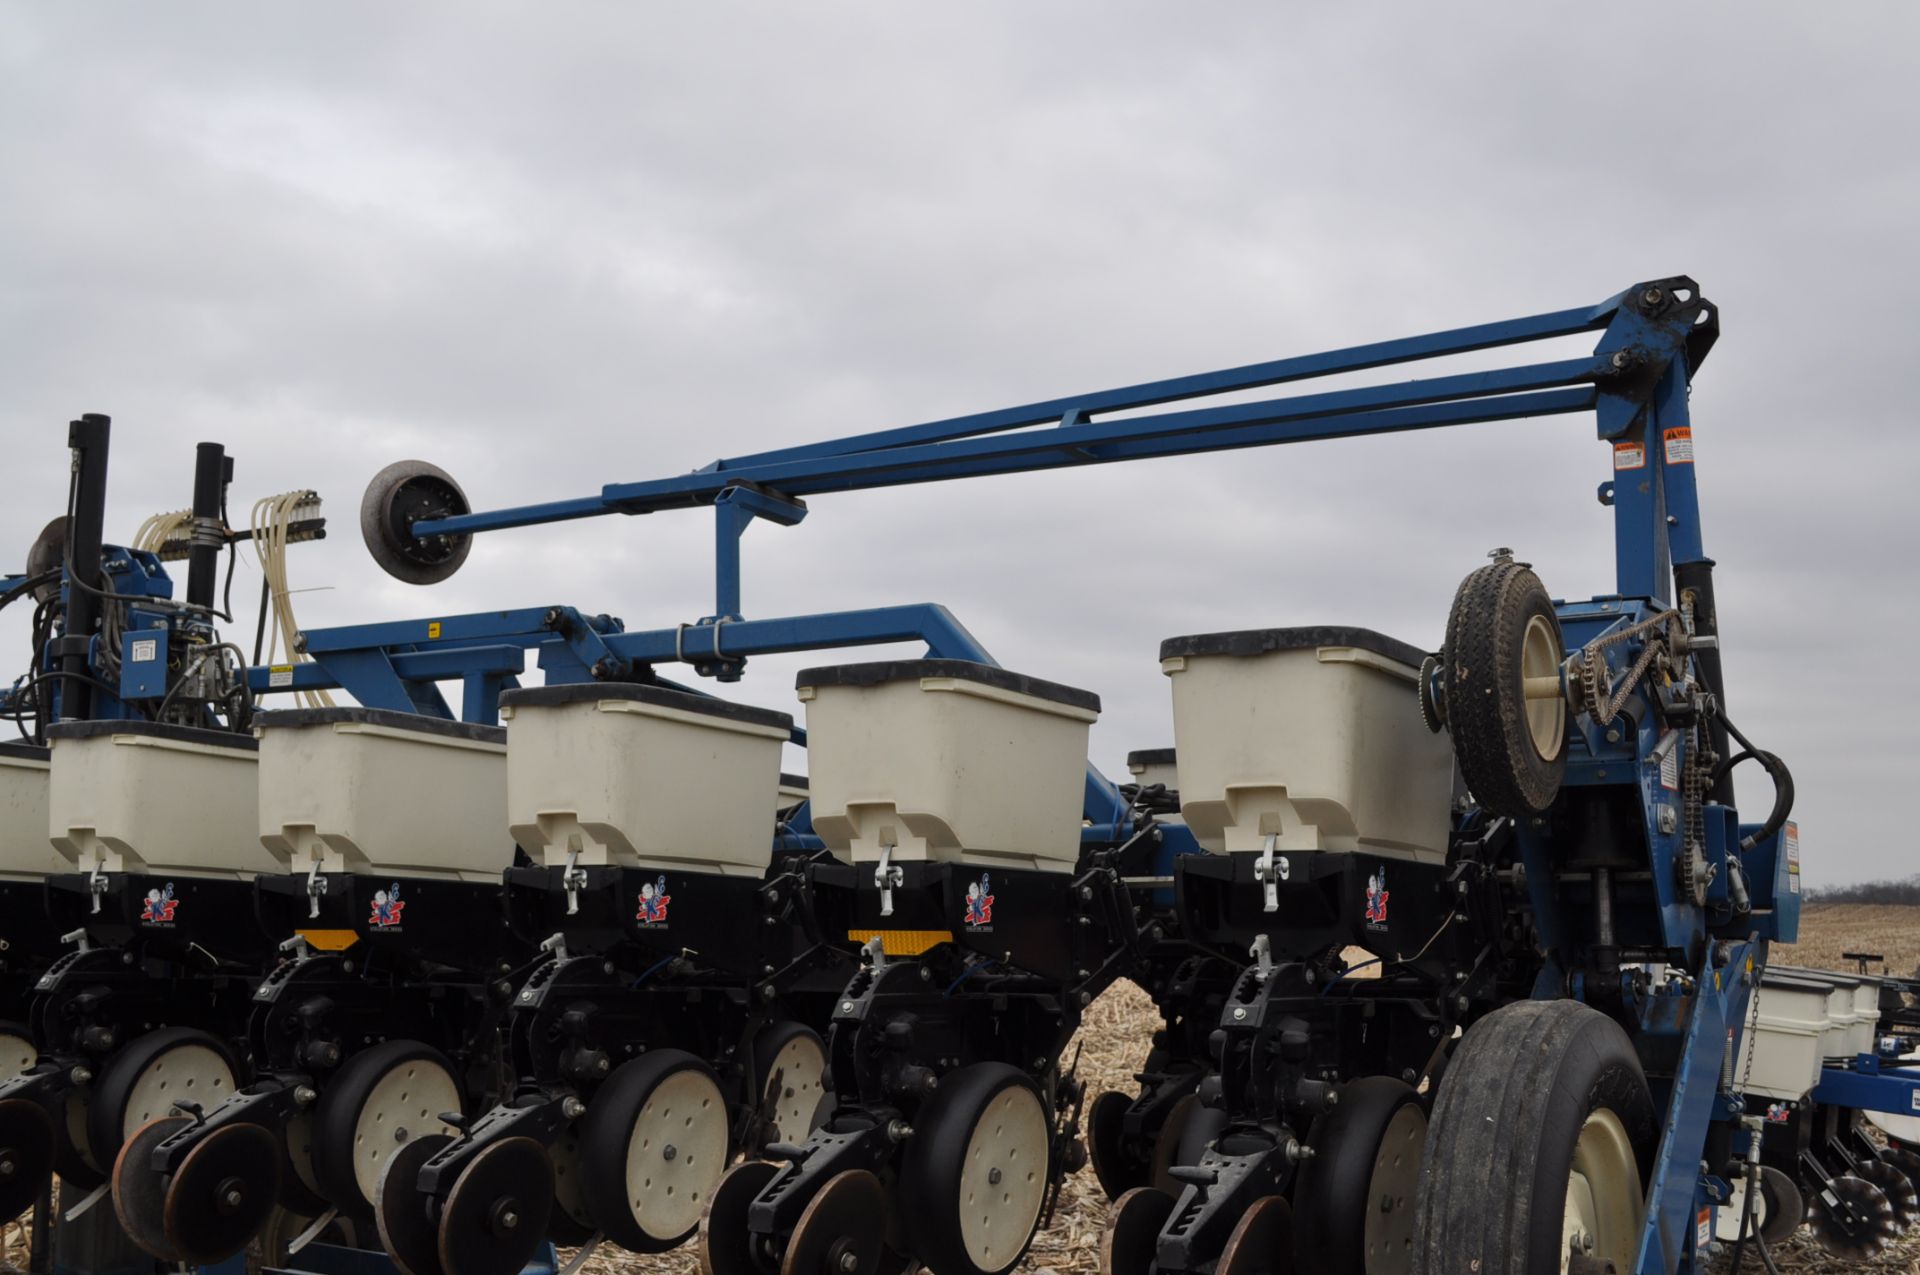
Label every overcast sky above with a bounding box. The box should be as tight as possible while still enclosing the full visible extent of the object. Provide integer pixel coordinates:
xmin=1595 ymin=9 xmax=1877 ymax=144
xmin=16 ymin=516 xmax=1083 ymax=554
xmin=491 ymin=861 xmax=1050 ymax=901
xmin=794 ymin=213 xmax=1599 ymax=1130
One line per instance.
xmin=3 ymin=5 xmax=1915 ymax=885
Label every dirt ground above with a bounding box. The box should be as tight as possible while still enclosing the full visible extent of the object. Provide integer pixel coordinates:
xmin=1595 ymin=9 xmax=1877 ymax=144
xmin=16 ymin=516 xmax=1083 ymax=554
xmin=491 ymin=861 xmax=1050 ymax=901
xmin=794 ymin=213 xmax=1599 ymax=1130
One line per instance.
xmin=4 ymin=903 xmax=1914 ymax=1275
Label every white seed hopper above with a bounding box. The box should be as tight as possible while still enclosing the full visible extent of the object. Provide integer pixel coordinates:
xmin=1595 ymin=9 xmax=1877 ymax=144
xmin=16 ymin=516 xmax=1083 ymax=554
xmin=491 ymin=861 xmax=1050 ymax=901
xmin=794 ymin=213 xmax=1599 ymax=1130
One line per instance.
xmin=0 ymin=743 xmax=61 ymax=880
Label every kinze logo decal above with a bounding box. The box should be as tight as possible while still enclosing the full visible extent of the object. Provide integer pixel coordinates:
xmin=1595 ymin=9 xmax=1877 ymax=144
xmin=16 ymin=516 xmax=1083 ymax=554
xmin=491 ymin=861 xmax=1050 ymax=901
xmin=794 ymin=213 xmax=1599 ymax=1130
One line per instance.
xmin=141 ymin=883 xmax=178 ymax=925
xmin=369 ymin=882 xmax=406 ymax=929
xmin=636 ymin=875 xmax=672 ymax=926
xmin=964 ymin=873 xmax=995 ymax=931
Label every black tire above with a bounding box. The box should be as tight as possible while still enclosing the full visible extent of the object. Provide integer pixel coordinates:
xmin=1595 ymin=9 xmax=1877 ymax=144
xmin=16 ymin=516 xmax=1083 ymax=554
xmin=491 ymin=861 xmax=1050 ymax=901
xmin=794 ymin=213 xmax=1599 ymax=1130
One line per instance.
xmin=1442 ymin=559 xmax=1568 ymax=816
xmin=86 ymin=1028 xmax=241 ymax=1174
xmin=749 ymin=1021 xmax=829 ymax=1152
xmin=1412 ymin=1000 xmax=1655 ymax=1275
xmin=1293 ymin=1076 xmax=1423 ymax=1274
xmin=1755 ymin=1165 xmax=1803 ymax=1247
xmin=311 ymin=1039 xmax=466 ymax=1215
xmin=360 ymin=460 xmax=472 ymax=586
xmin=900 ymin=1063 xmax=1052 ymax=1275
xmin=577 ymin=1049 xmax=729 ymax=1253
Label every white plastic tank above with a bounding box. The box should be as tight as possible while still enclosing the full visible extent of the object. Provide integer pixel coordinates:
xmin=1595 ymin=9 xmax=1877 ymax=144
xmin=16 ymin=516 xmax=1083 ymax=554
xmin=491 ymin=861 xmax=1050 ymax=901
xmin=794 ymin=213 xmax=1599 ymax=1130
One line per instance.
xmin=1159 ymin=628 xmax=1453 ymax=863
xmin=501 ymin=682 xmax=791 ymax=878
xmin=257 ymin=708 xmax=512 ymax=882
xmin=798 ymin=660 xmax=1099 ymax=874
xmin=1126 ymin=748 xmax=1179 ymax=794
xmin=0 ymin=743 xmax=62 ymax=880
xmin=47 ymin=721 xmax=267 ymax=878
xmin=1731 ymin=970 xmax=1832 ymax=1101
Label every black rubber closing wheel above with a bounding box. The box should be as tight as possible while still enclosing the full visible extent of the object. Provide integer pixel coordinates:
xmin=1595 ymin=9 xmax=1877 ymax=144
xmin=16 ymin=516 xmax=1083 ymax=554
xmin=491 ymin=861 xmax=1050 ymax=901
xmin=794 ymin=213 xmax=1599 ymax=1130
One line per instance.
xmin=1411 ymin=1000 xmax=1655 ymax=1275
xmin=87 ymin=1027 xmax=240 ymax=1174
xmin=579 ymin=1049 xmax=730 ymax=1253
xmin=900 ymin=1062 xmax=1053 ymax=1275
xmin=1293 ymin=1076 xmax=1424 ymax=1275
xmin=1100 ymin=1187 xmax=1175 ymax=1275
xmin=437 ymin=1136 xmax=553 ymax=1275
xmin=1808 ymin=1173 xmax=1895 ymax=1262
xmin=162 ymin=1120 xmax=283 ymax=1264
xmin=110 ymin=1116 xmax=187 ymax=1261
xmin=752 ymin=1022 xmax=830 ymax=1152
xmin=1084 ymin=1090 xmax=1142 ymax=1200
xmin=699 ymin=1159 xmax=780 ymax=1275
xmin=1755 ymin=1165 xmax=1804 ymax=1248
xmin=361 ymin=459 xmax=473 ymax=585
xmin=311 ymin=1038 xmax=466 ymax=1215
xmin=1218 ymin=1196 xmax=1295 ymax=1275
xmin=1441 ymin=558 xmax=1568 ymax=817
xmin=1858 ymin=1156 xmax=1920 ymax=1231
xmin=0 ymin=1098 xmax=55 ymax=1225
xmin=781 ymin=1169 xmax=888 ymax=1275
xmin=375 ymin=1131 xmax=453 ymax=1275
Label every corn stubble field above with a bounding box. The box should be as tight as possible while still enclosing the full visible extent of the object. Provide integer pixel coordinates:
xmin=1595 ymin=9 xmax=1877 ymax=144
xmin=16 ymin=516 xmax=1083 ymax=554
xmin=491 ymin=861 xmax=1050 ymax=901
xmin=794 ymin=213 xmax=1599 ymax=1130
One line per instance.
xmin=2 ymin=905 xmax=1913 ymax=1275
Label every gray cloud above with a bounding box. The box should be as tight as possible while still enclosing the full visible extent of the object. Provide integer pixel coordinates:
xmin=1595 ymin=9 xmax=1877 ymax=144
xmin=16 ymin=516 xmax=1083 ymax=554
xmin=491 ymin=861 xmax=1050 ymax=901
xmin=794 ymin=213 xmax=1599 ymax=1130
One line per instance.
xmin=3 ymin=2 xmax=1915 ymax=883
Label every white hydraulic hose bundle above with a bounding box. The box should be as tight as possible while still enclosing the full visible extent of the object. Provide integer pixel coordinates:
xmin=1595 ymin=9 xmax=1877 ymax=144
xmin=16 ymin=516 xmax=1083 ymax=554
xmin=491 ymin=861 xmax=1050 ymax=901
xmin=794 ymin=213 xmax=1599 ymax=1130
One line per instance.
xmin=251 ymin=490 xmax=334 ymax=709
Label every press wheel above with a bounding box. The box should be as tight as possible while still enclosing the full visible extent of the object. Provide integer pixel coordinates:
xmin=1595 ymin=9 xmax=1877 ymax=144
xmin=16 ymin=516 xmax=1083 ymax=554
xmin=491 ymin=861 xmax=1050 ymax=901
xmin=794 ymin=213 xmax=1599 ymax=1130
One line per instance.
xmin=1755 ymin=1166 xmax=1804 ymax=1247
xmin=161 ymin=1120 xmax=283 ymax=1264
xmin=1100 ymin=1187 xmax=1175 ymax=1275
xmin=375 ymin=1131 xmax=452 ymax=1275
xmin=1858 ymin=1156 xmax=1919 ymax=1231
xmin=1084 ymin=1090 xmax=1142 ymax=1199
xmin=578 ymin=1049 xmax=730 ymax=1252
xmin=901 ymin=1062 xmax=1052 ymax=1275
xmin=437 ymin=1136 xmax=553 ymax=1275
xmin=1218 ymin=1196 xmax=1295 ymax=1275
xmin=0 ymin=1098 xmax=55 ymax=1225
xmin=312 ymin=1039 xmax=465 ymax=1214
xmin=752 ymin=1022 xmax=830 ymax=1151
xmin=361 ymin=459 xmax=473 ymax=585
xmin=700 ymin=1160 xmax=780 ymax=1275
xmin=109 ymin=1115 xmax=186 ymax=1261
xmin=782 ymin=1169 xmax=888 ymax=1275
xmin=87 ymin=1027 xmax=239 ymax=1172
xmin=1808 ymin=1173 xmax=1895 ymax=1262
xmin=1293 ymin=1076 xmax=1424 ymax=1275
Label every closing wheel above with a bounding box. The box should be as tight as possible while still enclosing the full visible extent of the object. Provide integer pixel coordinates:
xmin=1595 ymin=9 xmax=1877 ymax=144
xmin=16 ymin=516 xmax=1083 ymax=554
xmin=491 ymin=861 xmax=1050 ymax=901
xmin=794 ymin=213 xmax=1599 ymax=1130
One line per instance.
xmin=1857 ymin=1156 xmax=1920 ymax=1231
xmin=1100 ymin=1187 xmax=1175 ymax=1275
xmin=110 ymin=1115 xmax=187 ymax=1261
xmin=0 ymin=1098 xmax=55 ymax=1225
xmin=753 ymin=1022 xmax=830 ymax=1151
xmin=1411 ymin=1000 xmax=1654 ymax=1275
xmin=1293 ymin=1076 xmax=1424 ymax=1275
xmin=782 ymin=1169 xmax=888 ymax=1275
xmin=1084 ymin=1091 xmax=1142 ymax=1200
xmin=579 ymin=1049 xmax=730 ymax=1252
xmin=1755 ymin=1166 xmax=1804 ymax=1247
xmin=1219 ymin=1196 xmax=1295 ymax=1275
xmin=1808 ymin=1173 xmax=1895 ymax=1261
xmin=161 ymin=1120 xmax=283 ymax=1264
xmin=699 ymin=1159 xmax=780 ymax=1275
xmin=1441 ymin=557 xmax=1568 ymax=817
xmin=312 ymin=1039 xmax=465 ymax=1215
xmin=87 ymin=1027 xmax=239 ymax=1173
xmin=901 ymin=1062 xmax=1052 ymax=1275
xmin=375 ymin=1131 xmax=452 ymax=1275
xmin=437 ymin=1136 xmax=554 ymax=1275
xmin=361 ymin=459 xmax=473 ymax=585
xmin=0 ymin=1024 xmax=34 ymax=1078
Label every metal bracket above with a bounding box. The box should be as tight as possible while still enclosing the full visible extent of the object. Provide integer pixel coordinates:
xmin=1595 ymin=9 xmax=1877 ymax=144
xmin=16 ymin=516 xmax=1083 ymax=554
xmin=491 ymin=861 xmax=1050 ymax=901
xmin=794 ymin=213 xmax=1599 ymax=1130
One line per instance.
xmin=875 ymin=842 xmax=903 ymax=917
xmin=1252 ymin=834 xmax=1287 ymax=913
xmin=59 ymin=926 xmax=91 ymax=954
xmin=864 ymin=934 xmax=888 ymax=972
xmin=1249 ymin=933 xmax=1274 ymax=979
xmin=305 ymin=852 xmax=328 ymax=919
xmin=87 ymin=860 xmax=106 ymax=914
xmin=562 ymin=842 xmax=588 ymax=916
xmin=540 ymin=931 xmax=570 ymax=964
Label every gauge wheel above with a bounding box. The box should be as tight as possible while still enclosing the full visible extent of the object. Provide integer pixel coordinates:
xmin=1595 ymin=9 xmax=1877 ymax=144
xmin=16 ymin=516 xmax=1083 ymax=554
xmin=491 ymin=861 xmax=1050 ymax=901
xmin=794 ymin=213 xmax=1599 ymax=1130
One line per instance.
xmin=311 ymin=1039 xmax=465 ymax=1216
xmin=1293 ymin=1076 xmax=1424 ymax=1275
xmin=1411 ymin=1000 xmax=1653 ymax=1275
xmin=578 ymin=1049 xmax=731 ymax=1252
xmin=86 ymin=1027 xmax=240 ymax=1174
xmin=751 ymin=1021 xmax=830 ymax=1152
xmin=0 ymin=1097 xmax=55 ymax=1225
xmin=900 ymin=1062 xmax=1053 ymax=1275
xmin=1441 ymin=558 xmax=1568 ymax=817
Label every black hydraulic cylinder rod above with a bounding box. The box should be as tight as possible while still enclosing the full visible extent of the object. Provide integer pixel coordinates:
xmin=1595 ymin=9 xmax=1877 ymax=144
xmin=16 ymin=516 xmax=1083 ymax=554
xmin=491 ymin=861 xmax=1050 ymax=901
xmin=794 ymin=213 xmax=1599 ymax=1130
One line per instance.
xmin=186 ymin=441 xmax=230 ymax=610
xmin=1674 ymin=558 xmax=1734 ymax=807
xmin=58 ymin=414 xmax=112 ymax=721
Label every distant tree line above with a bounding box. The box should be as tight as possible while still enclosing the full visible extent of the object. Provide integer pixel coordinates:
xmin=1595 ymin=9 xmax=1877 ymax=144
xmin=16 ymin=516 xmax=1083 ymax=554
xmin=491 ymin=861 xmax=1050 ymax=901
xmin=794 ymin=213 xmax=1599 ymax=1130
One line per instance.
xmin=1806 ymin=875 xmax=1920 ymax=905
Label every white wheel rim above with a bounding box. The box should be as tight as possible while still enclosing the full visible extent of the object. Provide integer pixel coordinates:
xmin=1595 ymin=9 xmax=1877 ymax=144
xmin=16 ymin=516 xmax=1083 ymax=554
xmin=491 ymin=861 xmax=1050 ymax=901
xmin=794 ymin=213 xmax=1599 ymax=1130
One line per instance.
xmin=623 ymin=1067 xmax=729 ymax=1241
xmin=1561 ymin=1109 xmax=1642 ymax=1271
xmin=1522 ymin=613 xmax=1566 ymax=761
xmin=958 ymin=1084 xmax=1049 ymax=1274
xmin=1364 ymin=1104 xmax=1426 ymax=1275
xmin=121 ymin=1043 xmax=233 ymax=1141
xmin=550 ymin=1129 xmax=593 ymax=1229
xmin=0 ymin=1032 xmax=35 ymax=1078
xmin=763 ymin=1034 xmax=828 ymax=1147
xmin=1713 ymin=1177 xmax=1769 ymax=1242
xmin=285 ymin=1112 xmax=325 ymax=1200
xmin=350 ymin=1058 xmax=462 ymax=1206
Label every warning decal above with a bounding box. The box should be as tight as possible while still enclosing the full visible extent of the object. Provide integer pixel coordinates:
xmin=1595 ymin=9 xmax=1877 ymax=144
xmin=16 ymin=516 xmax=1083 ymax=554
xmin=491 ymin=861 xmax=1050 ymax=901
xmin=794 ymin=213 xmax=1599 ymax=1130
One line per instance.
xmin=1664 ymin=427 xmax=1695 ymax=465
xmin=1696 ymin=1208 xmax=1712 ymax=1250
xmin=1785 ymin=822 xmax=1801 ymax=894
xmin=1659 ymin=734 xmax=1681 ymax=791
xmin=1613 ymin=441 xmax=1647 ymax=471
xmin=269 ymin=665 xmax=295 ymax=688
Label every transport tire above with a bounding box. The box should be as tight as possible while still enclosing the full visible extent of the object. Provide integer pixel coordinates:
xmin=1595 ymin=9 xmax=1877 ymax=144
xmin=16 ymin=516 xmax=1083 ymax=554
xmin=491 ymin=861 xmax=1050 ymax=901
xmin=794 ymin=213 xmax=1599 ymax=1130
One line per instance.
xmin=361 ymin=459 xmax=473 ymax=585
xmin=900 ymin=1062 xmax=1051 ymax=1275
xmin=1292 ymin=1076 xmax=1424 ymax=1274
xmin=750 ymin=1021 xmax=830 ymax=1151
xmin=1411 ymin=1000 xmax=1654 ymax=1275
xmin=578 ymin=1049 xmax=730 ymax=1253
xmin=1442 ymin=558 xmax=1567 ymax=817
xmin=311 ymin=1039 xmax=465 ymax=1215
xmin=87 ymin=1027 xmax=240 ymax=1174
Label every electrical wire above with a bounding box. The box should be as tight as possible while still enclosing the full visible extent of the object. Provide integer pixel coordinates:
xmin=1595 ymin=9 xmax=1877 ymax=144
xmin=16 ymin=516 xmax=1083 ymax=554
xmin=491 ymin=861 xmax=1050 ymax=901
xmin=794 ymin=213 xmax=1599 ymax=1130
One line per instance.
xmin=250 ymin=490 xmax=333 ymax=709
